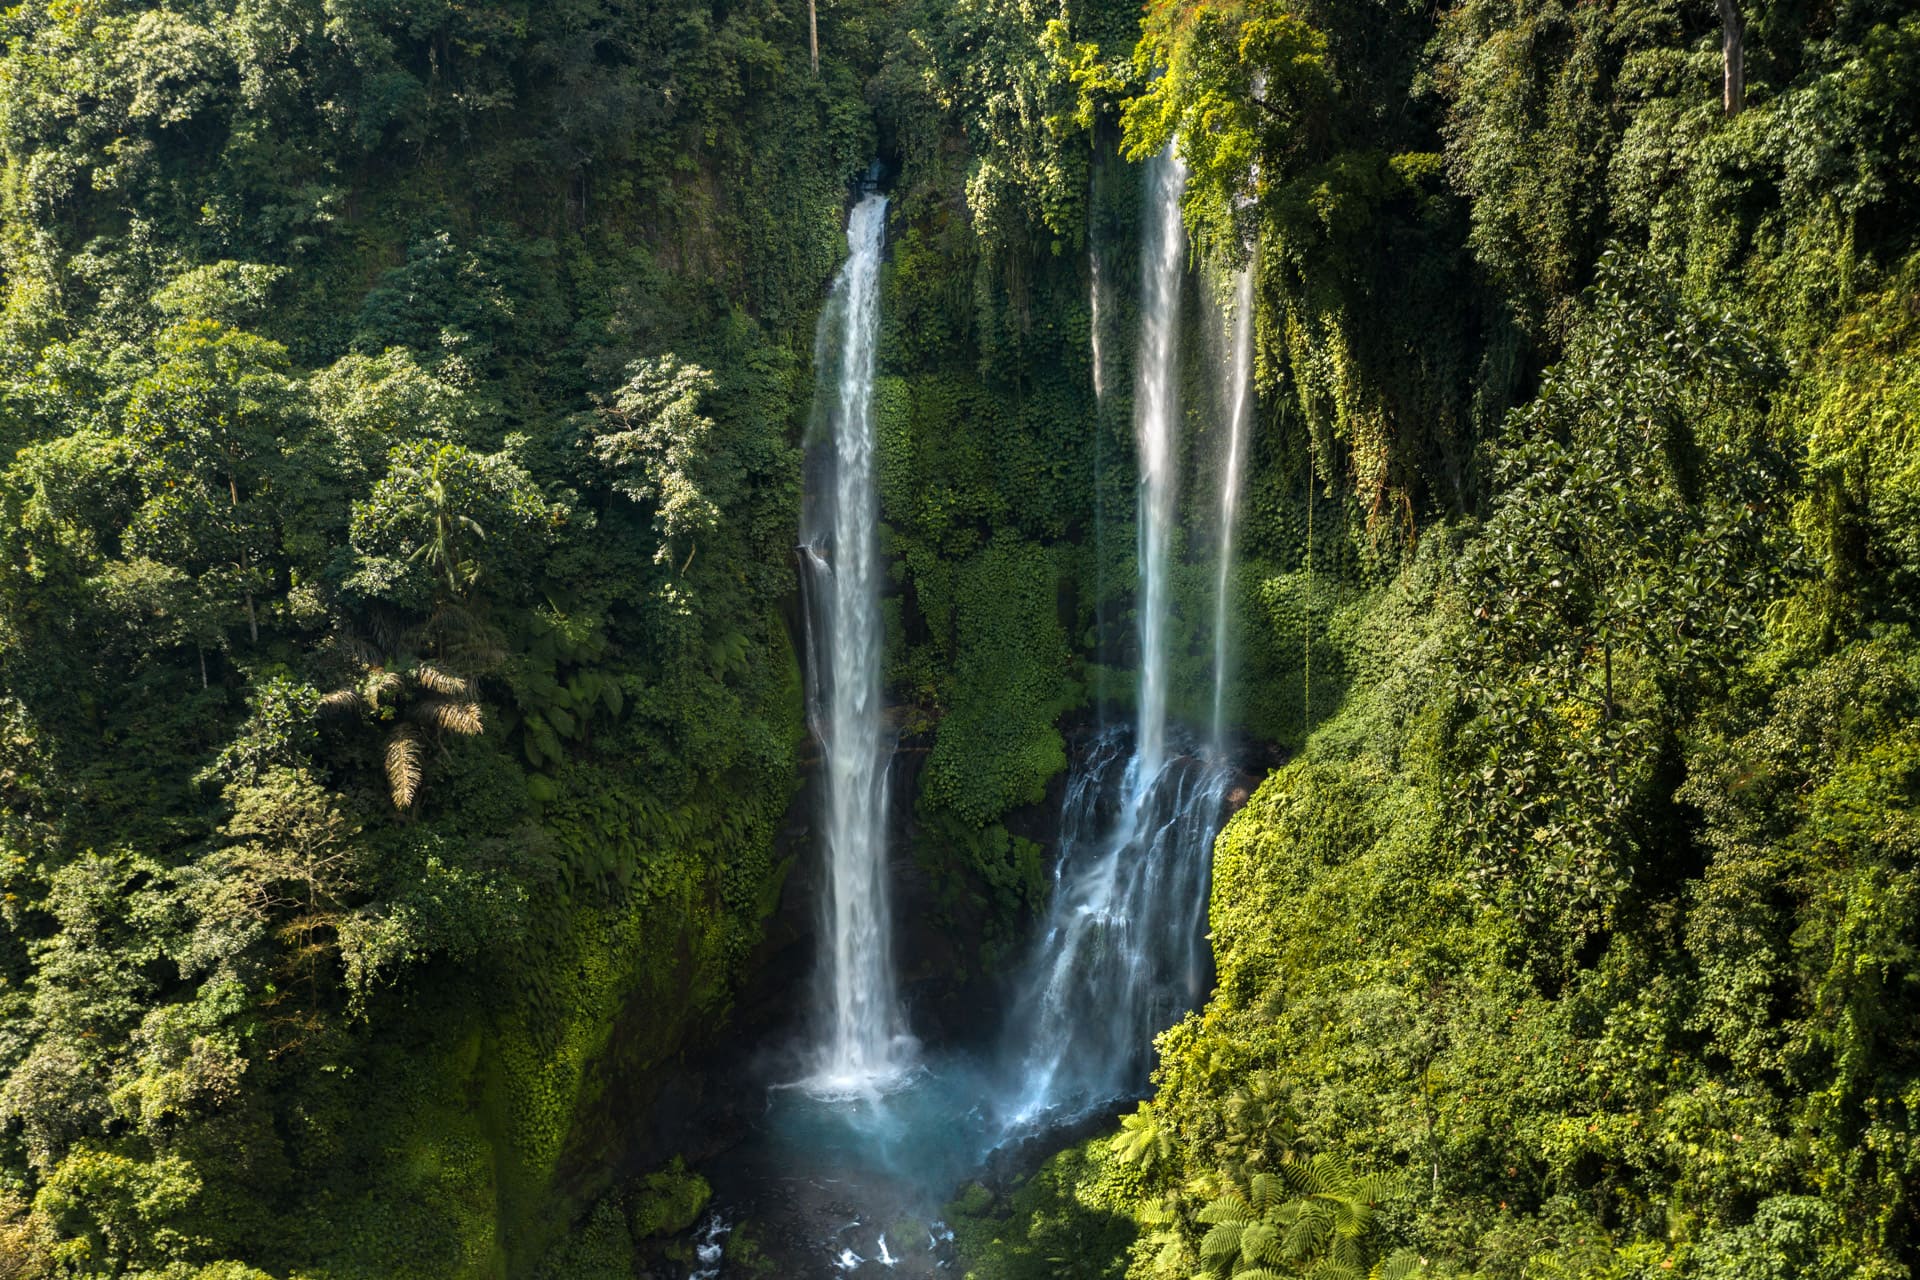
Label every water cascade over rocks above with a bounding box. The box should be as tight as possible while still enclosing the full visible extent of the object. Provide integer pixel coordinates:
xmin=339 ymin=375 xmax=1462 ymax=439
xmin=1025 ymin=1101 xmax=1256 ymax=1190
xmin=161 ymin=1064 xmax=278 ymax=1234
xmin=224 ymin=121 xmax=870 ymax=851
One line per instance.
xmin=798 ymin=189 xmax=911 ymax=1094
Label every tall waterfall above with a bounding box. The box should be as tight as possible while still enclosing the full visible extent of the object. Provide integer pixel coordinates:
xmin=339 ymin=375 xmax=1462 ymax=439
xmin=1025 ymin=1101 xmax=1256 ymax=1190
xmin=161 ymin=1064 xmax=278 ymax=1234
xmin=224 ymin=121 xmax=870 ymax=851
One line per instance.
xmin=999 ymin=145 xmax=1231 ymax=1133
xmin=1211 ymin=265 xmax=1254 ymax=746
xmin=798 ymin=191 xmax=909 ymax=1093
xmin=1132 ymin=146 xmax=1188 ymax=781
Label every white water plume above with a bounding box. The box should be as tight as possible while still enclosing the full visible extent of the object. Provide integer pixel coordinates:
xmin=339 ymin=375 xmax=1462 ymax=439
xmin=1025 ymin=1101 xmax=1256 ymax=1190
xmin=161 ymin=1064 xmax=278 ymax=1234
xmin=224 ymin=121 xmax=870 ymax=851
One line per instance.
xmin=999 ymin=734 xmax=1228 ymax=1130
xmin=799 ymin=190 xmax=910 ymax=1094
xmin=1211 ymin=264 xmax=1255 ymax=746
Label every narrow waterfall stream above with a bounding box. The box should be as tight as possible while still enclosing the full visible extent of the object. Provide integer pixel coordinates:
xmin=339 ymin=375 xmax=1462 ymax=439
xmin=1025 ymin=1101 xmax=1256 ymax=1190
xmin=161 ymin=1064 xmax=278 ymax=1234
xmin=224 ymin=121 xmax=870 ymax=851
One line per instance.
xmin=1130 ymin=145 xmax=1188 ymax=782
xmin=694 ymin=154 xmax=1245 ymax=1278
xmin=798 ymin=190 xmax=911 ymax=1093
xmin=1211 ymin=265 xmax=1255 ymax=745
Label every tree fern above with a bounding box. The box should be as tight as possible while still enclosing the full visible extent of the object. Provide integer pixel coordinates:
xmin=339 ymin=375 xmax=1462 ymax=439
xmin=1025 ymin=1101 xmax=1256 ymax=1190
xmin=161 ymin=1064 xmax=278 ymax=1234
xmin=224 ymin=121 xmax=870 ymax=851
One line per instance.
xmin=318 ymin=687 xmax=365 ymax=717
xmin=413 ymin=662 xmax=473 ymax=698
xmin=1115 ymin=1101 xmax=1176 ymax=1173
xmin=320 ymin=627 xmax=490 ymax=808
xmin=1193 ymin=1156 xmax=1408 ymax=1279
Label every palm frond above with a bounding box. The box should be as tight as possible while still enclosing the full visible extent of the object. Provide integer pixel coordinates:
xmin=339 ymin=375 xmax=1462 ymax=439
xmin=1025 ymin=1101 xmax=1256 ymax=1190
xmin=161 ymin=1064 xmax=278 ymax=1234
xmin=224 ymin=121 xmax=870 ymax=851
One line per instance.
xmin=319 ymin=688 xmax=366 ymax=718
xmin=1305 ymin=1259 xmax=1366 ymax=1280
xmin=1356 ymin=1173 xmax=1405 ymax=1204
xmin=385 ymin=726 xmax=424 ymax=809
xmin=1248 ymin=1172 xmax=1282 ymax=1216
xmin=1375 ymin=1249 xmax=1428 ymax=1280
xmin=1283 ymin=1206 xmax=1326 ymax=1261
xmin=339 ymin=633 xmax=383 ymax=668
xmin=415 ymin=698 xmax=483 ymax=736
xmin=414 ymin=663 xmax=474 ymax=699
xmin=1198 ymin=1194 xmax=1253 ymax=1225
xmin=1241 ymin=1221 xmax=1284 ymax=1266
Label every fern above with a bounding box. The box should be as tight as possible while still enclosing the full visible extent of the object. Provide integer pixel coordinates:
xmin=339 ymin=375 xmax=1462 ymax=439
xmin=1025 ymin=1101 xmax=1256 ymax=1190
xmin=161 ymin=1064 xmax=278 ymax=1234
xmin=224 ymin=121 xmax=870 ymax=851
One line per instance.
xmin=1115 ymin=1101 xmax=1176 ymax=1172
xmin=1195 ymin=1156 xmax=1408 ymax=1279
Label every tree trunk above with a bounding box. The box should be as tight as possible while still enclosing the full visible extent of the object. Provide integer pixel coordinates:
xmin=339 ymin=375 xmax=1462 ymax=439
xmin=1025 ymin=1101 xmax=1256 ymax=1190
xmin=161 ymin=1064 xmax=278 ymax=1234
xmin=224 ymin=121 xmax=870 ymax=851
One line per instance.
xmin=809 ymin=0 xmax=819 ymax=75
xmin=1718 ymin=0 xmax=1746 ymax=116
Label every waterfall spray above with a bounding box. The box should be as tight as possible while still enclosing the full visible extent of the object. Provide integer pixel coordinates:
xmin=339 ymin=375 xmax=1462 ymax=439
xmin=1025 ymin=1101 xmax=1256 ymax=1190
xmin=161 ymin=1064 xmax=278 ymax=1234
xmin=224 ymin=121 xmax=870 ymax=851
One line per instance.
xmin=798 ymin=190 xmax=910 ymax=1093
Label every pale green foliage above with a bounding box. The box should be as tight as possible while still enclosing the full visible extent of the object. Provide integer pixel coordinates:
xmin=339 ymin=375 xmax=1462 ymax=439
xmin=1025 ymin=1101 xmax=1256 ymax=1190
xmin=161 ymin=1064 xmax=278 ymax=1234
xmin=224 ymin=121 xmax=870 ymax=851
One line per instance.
xmin=32 ymin=1146 xmax=201 ymax=1273
xmin=1122 ymin=1 xmax=1333 ymax=264
xmin=305 ymin=348 xmax=481 ymax=487
xmin=583 ymin=355 xmax=720 ymax=558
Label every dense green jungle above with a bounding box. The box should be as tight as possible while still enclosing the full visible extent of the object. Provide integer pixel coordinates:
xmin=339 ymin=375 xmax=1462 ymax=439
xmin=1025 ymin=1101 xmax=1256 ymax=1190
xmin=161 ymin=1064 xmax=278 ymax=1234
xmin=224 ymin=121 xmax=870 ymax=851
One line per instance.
xmin=0 ymin=0 xmax=1918 ymax=1274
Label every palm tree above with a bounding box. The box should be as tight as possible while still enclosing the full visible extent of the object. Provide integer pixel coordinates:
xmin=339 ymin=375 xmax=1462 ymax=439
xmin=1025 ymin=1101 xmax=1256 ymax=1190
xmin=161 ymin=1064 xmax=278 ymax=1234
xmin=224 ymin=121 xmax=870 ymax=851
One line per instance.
xmin=395 ymin=449 xmax=486 ymax=597
xmin=319 ymin=630 xmax=483 ymax=811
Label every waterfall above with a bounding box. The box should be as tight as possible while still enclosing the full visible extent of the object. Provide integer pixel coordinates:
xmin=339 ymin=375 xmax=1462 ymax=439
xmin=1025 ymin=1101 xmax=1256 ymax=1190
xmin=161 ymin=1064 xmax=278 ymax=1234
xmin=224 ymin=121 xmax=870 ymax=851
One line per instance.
xmin=999 ymin=734 xmax=1228 ymax=1128
xmin=708 ymin=151 xmax=1257 ymax=1280
xmin=1132 ymin=146 xmax=1188 ymax=782
xmin=1090 ymin=251 xmax=1110 ymax=406
xmin=1210 ymin=265 xmax=1254 ymax=746
xmin=999 ymin=145 xmax=1231 ymax=1134
xmin=798 ymin=190 xmax=909 ymax=1093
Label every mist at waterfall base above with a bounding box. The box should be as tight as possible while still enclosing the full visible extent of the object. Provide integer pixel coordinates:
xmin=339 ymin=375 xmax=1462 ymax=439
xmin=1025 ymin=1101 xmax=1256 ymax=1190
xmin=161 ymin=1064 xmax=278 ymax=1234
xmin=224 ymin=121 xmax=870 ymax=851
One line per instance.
xmin=689 ymin=149 xmax=1246 ymax=1277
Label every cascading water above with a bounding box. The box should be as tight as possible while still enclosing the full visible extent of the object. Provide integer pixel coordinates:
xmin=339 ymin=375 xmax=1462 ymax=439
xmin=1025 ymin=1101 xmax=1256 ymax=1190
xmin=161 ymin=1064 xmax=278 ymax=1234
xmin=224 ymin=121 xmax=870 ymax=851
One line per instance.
xmin=1211 ymin=265 xmax=1255 ymax=746
xmin=798 ymin=190 xmax=910 ymax=1093
xmin=999 ymin=734 xmax=1228 ymax=1129
xmin=702 ymin=151 xmax=1249 ymax=1278
xmin=997 ymin=144 xmax=1233 ymax=1134
xmin=1090 ymin=245 xmax=1114 ymax=710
